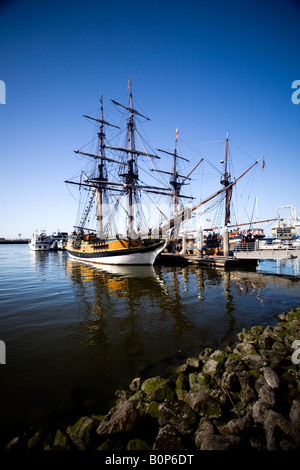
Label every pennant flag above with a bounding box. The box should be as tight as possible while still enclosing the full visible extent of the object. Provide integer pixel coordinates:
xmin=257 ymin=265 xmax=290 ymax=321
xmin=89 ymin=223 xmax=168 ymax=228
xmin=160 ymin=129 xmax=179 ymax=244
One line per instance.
xmin=175 ymin=127 xmax=178 ymax=140
xmin=79 ymin=174 xmax=82 ymax=190
xmin=262 ymin=158 xmax=265 ymax=171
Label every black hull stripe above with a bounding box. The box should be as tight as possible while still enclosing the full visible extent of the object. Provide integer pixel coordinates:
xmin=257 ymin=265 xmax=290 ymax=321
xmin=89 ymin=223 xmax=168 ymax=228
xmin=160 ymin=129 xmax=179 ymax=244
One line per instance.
xmin=66 ymin=241 xmax=165 ymax=259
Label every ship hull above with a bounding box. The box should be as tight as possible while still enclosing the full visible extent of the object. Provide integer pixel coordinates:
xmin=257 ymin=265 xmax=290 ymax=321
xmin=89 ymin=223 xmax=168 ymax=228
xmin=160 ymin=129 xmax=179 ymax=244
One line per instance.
xmin=66 ymin=238 xmax=167 ymax=266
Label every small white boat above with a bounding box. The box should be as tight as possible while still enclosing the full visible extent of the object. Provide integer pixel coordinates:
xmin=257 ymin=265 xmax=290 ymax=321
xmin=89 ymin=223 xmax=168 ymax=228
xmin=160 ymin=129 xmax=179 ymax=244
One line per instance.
xmin=29 ymin=230 xmax=53 ymax=251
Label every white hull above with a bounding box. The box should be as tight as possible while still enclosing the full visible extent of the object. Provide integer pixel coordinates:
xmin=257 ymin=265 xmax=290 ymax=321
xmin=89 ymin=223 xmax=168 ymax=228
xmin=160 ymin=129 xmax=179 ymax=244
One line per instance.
xmin=67 ymin=241 xmax=166 ymax=266
xmin=29 ymin=231 xmax=53 ymax=251
xmin=29 ymin=243 xmax=51 ymax=251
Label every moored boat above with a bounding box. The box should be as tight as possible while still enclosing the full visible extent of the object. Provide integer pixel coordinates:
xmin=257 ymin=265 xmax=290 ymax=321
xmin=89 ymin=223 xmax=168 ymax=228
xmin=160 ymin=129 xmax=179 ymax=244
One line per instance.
xmin=29 ymin=230 xmax=53 ymax=251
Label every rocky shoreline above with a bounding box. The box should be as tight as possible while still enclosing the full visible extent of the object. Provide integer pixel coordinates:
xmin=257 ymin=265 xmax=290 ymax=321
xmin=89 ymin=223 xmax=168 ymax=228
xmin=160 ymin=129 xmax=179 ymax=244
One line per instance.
xmin=6 ymin=308 xmax=300 ymax=451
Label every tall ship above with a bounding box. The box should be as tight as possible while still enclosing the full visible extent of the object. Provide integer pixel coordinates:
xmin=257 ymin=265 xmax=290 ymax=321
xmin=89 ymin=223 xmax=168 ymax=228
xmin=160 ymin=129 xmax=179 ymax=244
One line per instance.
xmin=65 ymin=79 xmax=167 ymax=265
xmin=159 ymin=131 xmax=266 ymax=255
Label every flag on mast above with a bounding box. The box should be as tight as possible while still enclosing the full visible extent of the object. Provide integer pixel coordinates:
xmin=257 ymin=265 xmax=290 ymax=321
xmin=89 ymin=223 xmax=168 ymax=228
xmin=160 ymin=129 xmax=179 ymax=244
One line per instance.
xmin=262 ymin=158 xmax=265 ymax=171
xmin=175 ymin=127 xmax=178 ymax=140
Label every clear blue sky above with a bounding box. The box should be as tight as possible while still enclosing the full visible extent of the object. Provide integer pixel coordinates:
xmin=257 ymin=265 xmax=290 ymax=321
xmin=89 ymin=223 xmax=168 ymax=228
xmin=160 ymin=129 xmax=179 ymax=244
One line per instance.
xmin=0 ymin=0 xmax=299 ymax=239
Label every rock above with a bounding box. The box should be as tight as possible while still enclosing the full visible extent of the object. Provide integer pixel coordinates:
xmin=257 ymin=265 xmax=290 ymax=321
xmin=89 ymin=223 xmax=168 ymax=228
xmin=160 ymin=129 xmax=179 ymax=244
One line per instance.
xmin=194 ymin=417 xmax=215 ymax=449
xmin=262 ymin=367 xmax=280 ymax=389
xmin=200 ymin=434 xmax=241 ymax=450
xmin=129 ymin=377 xmax=142 ymax=392
xmin=5 ymin=437 xmax=20 ymax=451
xmin=224 ymin=353 xmax=244 ymax=372
xmin=67 ymin=416 xmax=99 ymax=450
xmin=96 ymin=401 xmax=138 ymax=437
xmin=258 ymin=329 xmax=275 ymax=350
xmin=175 ymin=373 xmax=189 ymax=400
xmin=258 ymin=384 xmax=276 ymax=408
xmin=237 ymin=342 xmax=258 ymax=356
xmin=252 ymin=400 xmax=271 ymax=425
xmin=184 ymin=390 xmax=222 ymax=419
xmin=242 ymin=353 xmax=266 ymax=370
xmin=218 ymin=414 xmax=252 ymax=437
xmin=126 ymin=439 xmax=152 ymax=450
xmin=153 ymin=424 xmax=185 ymax=450
xmin=186 ymin=357 xmax=200 ymax=369
xmin=141 ymin=377 xmax=176 ymax=402
xmin=158 ymin=399 xmax=197 ymax=434
xmin=202 ymin=350 xmax=226 ymax=377
xmin=221 ymin=371 xmax=240 ymax=391
xmin=145 ymin=401 xmax=160 ymax=419
xmin=237 ymin=370 xmax=257 ymax=403
xmin=265 ymin=410 xmax=300 ymax=450
xmin=27 ymin=430 xmax=43 ymax=449
xmin=290 ymin=399 xmax=300 ymax=430
xmin=53 ymin=429 xmax=73 ymax=450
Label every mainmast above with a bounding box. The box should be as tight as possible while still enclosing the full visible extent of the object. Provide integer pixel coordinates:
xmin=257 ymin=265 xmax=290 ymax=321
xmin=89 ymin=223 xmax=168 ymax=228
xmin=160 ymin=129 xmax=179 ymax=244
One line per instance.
xmin=220 ymin=131 xmax=232 ymax=227
xmin=96 ymin=93 xmax=107 ymax=234
xmin=127 ymin=78 xmax=137 ymax=233
xmin=107 ymin=76 xmax=173 ymax=235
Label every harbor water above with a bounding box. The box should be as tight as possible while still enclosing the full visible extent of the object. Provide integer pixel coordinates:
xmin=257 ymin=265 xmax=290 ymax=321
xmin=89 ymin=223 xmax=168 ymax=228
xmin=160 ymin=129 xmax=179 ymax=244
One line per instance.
xmin=0 ymin=244 xmax=300 ymax=447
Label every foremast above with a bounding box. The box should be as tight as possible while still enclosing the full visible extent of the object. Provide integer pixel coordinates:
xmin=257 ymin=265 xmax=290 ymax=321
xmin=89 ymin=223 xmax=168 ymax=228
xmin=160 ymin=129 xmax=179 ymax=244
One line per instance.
xmin=65 ymin=93 xmax=121 ymax=236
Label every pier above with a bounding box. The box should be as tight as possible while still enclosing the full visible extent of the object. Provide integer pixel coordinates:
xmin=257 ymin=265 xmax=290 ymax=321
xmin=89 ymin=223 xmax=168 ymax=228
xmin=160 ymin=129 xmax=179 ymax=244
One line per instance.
xmin=0 ymin=239 xmax=29 ymax=244
xmin=159 ymin=240 xmax=300 ymax=268
xmin=159 ymin=252 xmax=258 ymax=268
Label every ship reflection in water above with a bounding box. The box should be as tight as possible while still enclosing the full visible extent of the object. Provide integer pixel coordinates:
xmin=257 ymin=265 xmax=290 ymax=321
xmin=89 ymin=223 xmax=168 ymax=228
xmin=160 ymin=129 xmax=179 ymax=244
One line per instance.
xmin=64 ymin=257 xmax=300 ymax=389
xmin=1 ymin=244 xmax=300 ymax=448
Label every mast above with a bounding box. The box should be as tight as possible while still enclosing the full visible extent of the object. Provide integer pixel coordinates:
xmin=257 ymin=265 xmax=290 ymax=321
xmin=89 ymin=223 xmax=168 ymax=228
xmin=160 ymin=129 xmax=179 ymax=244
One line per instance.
xmin=109 ymin=76 xmax=171 ymax=235
xmin=172 ymin=128 xmax=179 ymax=214
xmin=65 ymin=94 xmax=121 ymax=235
xmin=128 ymin=78 xmax=135 ymax=234
xmin=160 ymin=157 xmax=262 ymax=234
xmin=220 ymin=131 xmax=232 ymax=227
xmin=96 ymin=92 xmax=106 ymax=234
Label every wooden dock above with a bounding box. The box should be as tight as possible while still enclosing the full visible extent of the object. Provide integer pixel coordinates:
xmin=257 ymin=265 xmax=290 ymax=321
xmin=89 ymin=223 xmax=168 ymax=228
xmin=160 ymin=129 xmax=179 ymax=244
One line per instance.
xmin=159 ymin=252 xmax=258 ymax=268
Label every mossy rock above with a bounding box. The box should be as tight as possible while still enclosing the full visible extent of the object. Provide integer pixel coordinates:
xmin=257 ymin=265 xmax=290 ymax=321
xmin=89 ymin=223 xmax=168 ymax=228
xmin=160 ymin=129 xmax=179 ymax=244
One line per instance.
xmin=67 ymin=415 xmax=100 ymax=450
xmin=250 ymin=325 xmax=265 ymax=339
xmin=97 ymin=439 xmax=125 ymax=450
xmin=146 ymin=401 xmax=160 ymax=419
xmin=197 ymin=372 xmax=216 ymax=390
xmin=27 ymin=430 xmax=44 ymax=449
xmin=186 ymin=357 xmax=200 ymax=369
xmin=129 ymin=390 xmax=145 ymax=402
xmin=141 ymin=377 xmax=176 ymax=402
xmin=175 ymin=373 xmax=189 ymax=400
xmin=53 ymin=429 xmax=73 ymax=450
xmin=126 ymin=439 xmax=152 ymax=450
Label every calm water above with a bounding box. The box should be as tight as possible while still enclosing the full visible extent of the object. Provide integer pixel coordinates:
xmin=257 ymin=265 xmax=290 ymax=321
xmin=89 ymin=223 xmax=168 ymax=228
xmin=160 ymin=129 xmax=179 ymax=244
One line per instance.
xmin=0 ymin=244 xmax=300 ymax=447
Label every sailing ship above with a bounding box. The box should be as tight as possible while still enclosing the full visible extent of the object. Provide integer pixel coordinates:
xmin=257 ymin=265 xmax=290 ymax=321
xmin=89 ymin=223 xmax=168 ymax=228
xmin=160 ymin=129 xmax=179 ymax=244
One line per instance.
xmin=65 ymin=79 xmax=167 ymax=265
xmin=160 ymin=131 xmax=266 ymax=255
